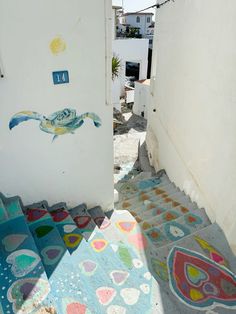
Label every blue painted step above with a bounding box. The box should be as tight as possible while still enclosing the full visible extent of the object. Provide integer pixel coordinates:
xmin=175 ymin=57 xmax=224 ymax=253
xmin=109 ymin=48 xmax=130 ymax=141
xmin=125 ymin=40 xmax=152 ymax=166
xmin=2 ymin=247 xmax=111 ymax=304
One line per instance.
xmin=0 ymin=196 xmax=58 ymax=314
xmin=48 ymin=202 xmax=153 ymax=313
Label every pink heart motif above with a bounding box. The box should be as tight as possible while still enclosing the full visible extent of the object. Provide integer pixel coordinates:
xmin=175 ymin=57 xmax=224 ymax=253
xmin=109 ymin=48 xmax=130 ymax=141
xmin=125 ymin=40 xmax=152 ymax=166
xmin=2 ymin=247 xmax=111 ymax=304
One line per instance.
xmin=96 ymin=287 xmax=117 ymax=305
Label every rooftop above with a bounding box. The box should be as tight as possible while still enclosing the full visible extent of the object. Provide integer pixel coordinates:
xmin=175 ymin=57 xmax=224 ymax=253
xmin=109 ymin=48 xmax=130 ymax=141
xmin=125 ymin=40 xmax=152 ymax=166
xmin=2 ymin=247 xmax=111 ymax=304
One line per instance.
xmin=122 ymin=12 xmax=154 ymax=16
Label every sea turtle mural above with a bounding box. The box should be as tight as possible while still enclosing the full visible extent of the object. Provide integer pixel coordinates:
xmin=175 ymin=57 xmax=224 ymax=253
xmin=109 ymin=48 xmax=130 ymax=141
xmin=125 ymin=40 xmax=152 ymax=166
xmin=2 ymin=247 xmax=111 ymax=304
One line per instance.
xmin=9 ymin=108 xmax=102 ymax=141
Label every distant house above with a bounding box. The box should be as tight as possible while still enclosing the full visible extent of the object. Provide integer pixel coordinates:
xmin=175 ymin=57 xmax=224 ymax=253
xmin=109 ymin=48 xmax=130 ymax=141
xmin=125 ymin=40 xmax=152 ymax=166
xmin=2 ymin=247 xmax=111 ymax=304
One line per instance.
xmin=119 ymin=12 xmax=154 ymax=37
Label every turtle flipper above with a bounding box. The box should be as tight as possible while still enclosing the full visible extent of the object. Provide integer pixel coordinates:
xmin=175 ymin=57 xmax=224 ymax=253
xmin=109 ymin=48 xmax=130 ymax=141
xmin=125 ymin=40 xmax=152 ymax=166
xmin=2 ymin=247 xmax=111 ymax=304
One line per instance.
xmin=52 ymin=135 xmax=59 ymax=142
xmin=75 ymin=112 xmax=102 ymax=128
xmin=9 ymin=111 xmax=44 ymax=130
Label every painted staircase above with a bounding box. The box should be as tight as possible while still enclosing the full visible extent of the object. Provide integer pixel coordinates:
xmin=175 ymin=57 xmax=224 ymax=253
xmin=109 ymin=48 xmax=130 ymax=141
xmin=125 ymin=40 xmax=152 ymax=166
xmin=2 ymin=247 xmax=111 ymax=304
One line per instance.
xmin=115 ymin=170 xmax=236 ymax=313
xmin=1 ymin=170 xmax=236 ymax=313
xmin=0 ymin=194 xmax=158 ymax=314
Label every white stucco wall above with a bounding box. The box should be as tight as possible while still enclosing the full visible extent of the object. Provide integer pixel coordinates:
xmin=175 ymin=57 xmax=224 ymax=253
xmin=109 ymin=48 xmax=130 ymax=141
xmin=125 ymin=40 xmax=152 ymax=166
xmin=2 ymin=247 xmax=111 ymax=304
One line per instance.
xmin=147 ymin=0 xmax=236 ymax=251
xmin=112 ymin=38 xmax=149 ymax=97
xmin=0 ymin=0 xmax=114 ymax=210
xmin=133 ymin=81 xmax=150 ymax=118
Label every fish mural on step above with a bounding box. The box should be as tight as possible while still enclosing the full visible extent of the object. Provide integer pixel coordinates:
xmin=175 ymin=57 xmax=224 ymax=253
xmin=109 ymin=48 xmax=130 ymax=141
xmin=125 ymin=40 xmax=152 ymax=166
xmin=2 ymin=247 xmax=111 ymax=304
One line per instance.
xmin=9 ymin=108 xmax=102 ymax=141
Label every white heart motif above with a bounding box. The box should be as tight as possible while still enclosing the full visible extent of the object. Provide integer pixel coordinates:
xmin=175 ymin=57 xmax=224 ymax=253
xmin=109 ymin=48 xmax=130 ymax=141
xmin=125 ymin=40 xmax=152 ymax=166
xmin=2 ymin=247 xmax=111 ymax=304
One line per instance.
xmin=63 ymin=225 xmax=77 ymax=233
xmin=140 ymin=283 xmax=150 ymax=294
xmin=169 ymin=225 xmax=185 ymax=238
xmin=143 ymin=272 xmax=152 ymax=280
xmin=120 ymin=288 xmax=140 ymax=305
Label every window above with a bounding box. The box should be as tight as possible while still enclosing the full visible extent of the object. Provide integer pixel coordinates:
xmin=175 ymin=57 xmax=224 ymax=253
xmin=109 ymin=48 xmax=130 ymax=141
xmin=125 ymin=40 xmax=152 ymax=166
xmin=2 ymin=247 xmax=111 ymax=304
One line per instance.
xmin=147 ymin=17 xmax=151 ymax=23
xmin=136 ymin=16 xmax=140 ymax=23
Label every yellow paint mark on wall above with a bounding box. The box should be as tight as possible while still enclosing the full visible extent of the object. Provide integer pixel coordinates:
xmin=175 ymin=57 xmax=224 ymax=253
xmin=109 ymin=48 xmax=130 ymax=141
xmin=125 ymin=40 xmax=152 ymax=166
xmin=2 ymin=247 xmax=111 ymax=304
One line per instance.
xmin=50 ymin=37 xmax=66 ymax=55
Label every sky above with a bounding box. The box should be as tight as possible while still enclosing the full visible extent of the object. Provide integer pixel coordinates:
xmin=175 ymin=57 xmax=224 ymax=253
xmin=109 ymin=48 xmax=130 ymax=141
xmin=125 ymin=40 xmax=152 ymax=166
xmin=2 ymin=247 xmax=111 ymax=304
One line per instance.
xmin=112 ymin=0 xmax=156 ymax=14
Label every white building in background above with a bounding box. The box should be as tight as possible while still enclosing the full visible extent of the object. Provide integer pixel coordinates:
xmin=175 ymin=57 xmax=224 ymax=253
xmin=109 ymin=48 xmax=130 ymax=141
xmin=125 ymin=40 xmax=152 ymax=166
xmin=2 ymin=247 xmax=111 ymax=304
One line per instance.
xmin=112 ymin=38 xmax=149 ymax=110
xmin=133 ymin=79 xmax=150 ymax=119
xmin=146 ymin=0 xmax=236 ymax=252
xmin=119 ymin=12 xmax=154 ymax=36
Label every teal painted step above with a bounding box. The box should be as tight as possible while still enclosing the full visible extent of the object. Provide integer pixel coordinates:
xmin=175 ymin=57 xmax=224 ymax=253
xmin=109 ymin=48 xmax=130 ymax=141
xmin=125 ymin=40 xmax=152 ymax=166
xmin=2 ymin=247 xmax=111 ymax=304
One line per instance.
xmin=139 ymin=207 xmax=206 ymax=231
xmin=24 ymin=201 xmax=68 ymax=277
xmin=48 ymin=202 xmax=153 ymax=314
xmin=147 ymin=223 xmax=236 ymax=314
xmin=144 ymin=207 xmax=211 ymax=248
xmin=0 ymin=196 xmax=58 ymax=314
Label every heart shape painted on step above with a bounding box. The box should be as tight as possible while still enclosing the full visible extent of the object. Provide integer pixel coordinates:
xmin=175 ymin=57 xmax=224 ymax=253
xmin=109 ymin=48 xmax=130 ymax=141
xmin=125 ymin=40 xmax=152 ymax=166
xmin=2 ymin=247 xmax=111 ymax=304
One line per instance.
xmin=96 ymin=287 xmax=116 ymax=305
xmin=140 ymin=283 xmax=150 ymax=295
xmin=8 ymin=278 xmax=50 ymax=313
xmin=51 ymin=211 xmax=69 ymax=222
xmin=110 ymin=270 xmax=129 ymax=286
xmin=120 ymin=288 xmax=140 ymax=305
xmin=211 ymin=252 xmax=225 ymax=265
xmin=91 ymin=239 xmax=108 ymax=252
xmin=74 ymin=216 xmax=91 ymax=229
xmin=185 ymin=214 xmax=203 ymax=226
xmin=66 ymin=302 xmax=88 ymax=314
xmin=63 ymin=224 xmax=77 ymax=233
xmin=26 ymin=209 xmax=47 ymax=222
xmin=35 ymin=225 xmax=54 ymax=238
xmin=79 ymin=260 xmax=97 ymax=276
xmin=185 ymin=264 xmax=208 ymax=286
xmin=6 ymin=249 xmax=40 ymax=277
xmin=41 ymin=245 xmax=64 ymax=265
xmin=164 ymin=222 xmax=190 ymax=241
xmin=95 ymin=217 xmax=111 ymax=229
xmin=168 ymin=246 xmax=236 ymax=309
xmin=2 ymin=234 xmax=28 ymax=252
xmin=116 ymin=221 xmax=136 ymax=233
xmin=63 ymin=233 xmax=83 ymax=248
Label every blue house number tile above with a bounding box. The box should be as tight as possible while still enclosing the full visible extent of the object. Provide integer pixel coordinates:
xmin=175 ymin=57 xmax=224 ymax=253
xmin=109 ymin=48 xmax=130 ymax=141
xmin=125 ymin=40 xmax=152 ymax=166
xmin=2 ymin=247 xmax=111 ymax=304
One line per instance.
xmin=52 ymin=70 xmax=69 ymax=85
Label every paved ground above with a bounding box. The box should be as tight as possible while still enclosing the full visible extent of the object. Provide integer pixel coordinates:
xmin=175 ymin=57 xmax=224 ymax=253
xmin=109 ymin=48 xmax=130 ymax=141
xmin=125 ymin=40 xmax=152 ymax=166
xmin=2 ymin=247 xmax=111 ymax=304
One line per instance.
xmin=113 ymin=112 xmax=148 ymax=183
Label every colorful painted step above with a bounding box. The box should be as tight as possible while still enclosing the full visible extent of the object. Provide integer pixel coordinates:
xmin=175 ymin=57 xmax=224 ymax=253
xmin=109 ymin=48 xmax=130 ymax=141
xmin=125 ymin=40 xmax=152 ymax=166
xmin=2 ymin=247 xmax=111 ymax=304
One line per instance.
xmin=87 ymin=206 xmax=111 ymax=229
xmin=23 ymin=201 xmax=68 ymax=277
xmin=116 ymin=175 xmax=170 ymax=200
xmin=144 ymin=208 xmax=211 ymax=249
xmin=0 ymin=197 xmax=58 ymax=314
xmin=48 ymin=202 xmax=84 ymax=253
xmin=139 ymin=207 xmax=207 ymax=232
xmin=148 ymin=223 xmax=236 ymax=313
xmin=0 ymin=196 xmax=8 ymax=223
xmin=48 ymin=203 xmax=153 ymax=313
xmin=116 ymin=182 xmax=178 ymax=210
xmin=69 ymin=204 xmax=97 ymax=240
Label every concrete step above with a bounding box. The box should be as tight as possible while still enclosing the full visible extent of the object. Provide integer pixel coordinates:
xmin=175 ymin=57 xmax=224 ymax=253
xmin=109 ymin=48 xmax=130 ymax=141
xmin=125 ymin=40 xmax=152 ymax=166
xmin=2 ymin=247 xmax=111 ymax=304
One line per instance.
xmin=116 ymin=173 xmax=171 ymax=200
xmin=144 ymin=208 xmax=211 ymax=248
xmin=139 ymin=204 xmax=194 ymax=221
xmin=116 ymin=182 xmax=178 ymax=210
xmin=0 ymin=196 xmax=59 ymax=313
